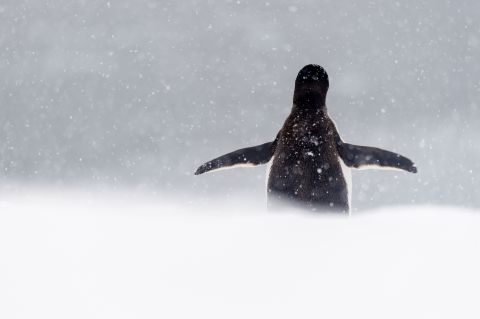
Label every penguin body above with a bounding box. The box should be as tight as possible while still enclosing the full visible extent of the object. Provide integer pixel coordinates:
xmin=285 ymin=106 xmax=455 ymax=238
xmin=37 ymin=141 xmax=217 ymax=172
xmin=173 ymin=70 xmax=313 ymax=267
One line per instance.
xmin=195 ymin=65 xmax=417 ymax=213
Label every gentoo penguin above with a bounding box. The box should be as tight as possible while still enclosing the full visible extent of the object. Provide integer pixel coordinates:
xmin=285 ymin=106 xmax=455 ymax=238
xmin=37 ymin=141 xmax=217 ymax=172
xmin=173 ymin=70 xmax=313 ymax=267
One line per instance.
xmin=195 ymin=64 xmax=417 ymax=213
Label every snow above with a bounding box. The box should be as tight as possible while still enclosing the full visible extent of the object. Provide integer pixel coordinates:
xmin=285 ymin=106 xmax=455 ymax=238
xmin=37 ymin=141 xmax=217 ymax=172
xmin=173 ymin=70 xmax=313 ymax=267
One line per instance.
xmin=1 ymin=1 xmax=480 ymax=317
xmin=0 ymin=0 xmax=479 ymax=209
xmin=1 ymin=189 xmax=480 ymax=319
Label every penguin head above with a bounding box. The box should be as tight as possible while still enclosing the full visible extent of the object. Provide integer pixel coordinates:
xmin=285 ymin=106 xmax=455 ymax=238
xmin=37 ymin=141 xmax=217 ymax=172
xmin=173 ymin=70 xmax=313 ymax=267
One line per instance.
xmin=293 ymin=64 xmax=329 ymax=108
xmin=295 ymin=64 xmax=329 ymax=91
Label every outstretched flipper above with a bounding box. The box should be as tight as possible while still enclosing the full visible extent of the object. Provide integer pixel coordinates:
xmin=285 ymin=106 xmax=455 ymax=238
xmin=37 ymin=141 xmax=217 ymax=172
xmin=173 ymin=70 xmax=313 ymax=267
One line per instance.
xmin=337 ymin=143 xmax=417 ymax=173
xmin=195 ymin=141 xmax=275 ymax=175
xmin=329 ymin=120 xmax=417 ymax=173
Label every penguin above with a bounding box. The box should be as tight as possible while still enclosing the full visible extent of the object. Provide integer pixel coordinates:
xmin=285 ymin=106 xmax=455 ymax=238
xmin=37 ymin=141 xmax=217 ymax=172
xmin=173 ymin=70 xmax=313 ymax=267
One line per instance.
xmin=194 ymin=64 xmax=417 ymax=213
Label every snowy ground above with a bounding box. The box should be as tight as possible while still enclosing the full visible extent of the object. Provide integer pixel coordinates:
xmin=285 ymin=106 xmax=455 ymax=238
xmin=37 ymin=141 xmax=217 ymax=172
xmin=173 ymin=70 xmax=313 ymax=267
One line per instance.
xmin=1 ymin=190 xmax=479 ymax=319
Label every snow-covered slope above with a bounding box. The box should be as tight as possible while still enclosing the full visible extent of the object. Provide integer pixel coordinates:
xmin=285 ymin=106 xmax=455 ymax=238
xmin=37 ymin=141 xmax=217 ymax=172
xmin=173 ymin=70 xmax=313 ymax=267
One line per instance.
xmin=1 ymin=190 xmax=479 ymax=319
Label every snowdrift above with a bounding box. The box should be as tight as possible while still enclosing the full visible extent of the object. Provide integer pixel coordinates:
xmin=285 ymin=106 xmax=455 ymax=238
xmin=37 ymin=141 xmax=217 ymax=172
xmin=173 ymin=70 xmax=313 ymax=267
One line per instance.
xmin=1 ymin=190 xmax=479 ymax=319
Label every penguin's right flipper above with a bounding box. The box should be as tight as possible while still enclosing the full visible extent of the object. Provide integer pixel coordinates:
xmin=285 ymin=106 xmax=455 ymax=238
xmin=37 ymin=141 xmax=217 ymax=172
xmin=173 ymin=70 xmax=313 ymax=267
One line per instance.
xmin=195 ymin=141 xmax=275 ymax=175
xmin=337 ymin=143 xmax=417 ymax=173
xmin=329 ymin=119 xmax=417 ymax=173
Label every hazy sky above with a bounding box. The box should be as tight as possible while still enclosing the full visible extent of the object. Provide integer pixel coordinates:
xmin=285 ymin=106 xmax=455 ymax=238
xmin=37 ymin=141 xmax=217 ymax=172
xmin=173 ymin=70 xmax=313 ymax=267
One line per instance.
xmin=1 ymin=0 xmax=479 ymax=210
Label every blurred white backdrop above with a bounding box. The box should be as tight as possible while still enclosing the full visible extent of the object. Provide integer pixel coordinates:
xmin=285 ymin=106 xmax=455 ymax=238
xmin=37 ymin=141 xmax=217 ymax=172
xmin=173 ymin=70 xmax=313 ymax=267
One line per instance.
xmin=0 ymin=0 xmax=479 ymax=209
xmin=1 ymin=1 xmax=480 ymax=318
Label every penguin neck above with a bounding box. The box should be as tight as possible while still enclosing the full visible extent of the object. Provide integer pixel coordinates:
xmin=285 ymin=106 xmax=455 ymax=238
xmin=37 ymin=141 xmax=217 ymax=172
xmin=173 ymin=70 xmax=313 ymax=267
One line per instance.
xmin=292 ymin=92 xmax=327 ymax=117
xmin=292 ymin=87 xmax=327 ymax=112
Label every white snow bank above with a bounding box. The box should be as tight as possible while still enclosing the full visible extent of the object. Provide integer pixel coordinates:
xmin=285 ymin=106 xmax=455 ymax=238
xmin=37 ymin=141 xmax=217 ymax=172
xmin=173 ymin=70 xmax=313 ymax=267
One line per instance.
xmin=1 ymin=190 xmax=479 ymax=319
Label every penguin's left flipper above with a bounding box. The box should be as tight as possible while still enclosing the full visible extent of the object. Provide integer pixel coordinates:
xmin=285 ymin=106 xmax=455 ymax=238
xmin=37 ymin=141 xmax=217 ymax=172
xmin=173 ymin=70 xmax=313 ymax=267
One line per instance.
xmin=338 ymin=143 xmax=417 ymax=173
xmin=195 ymin=141 xmax=274 ymax=175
